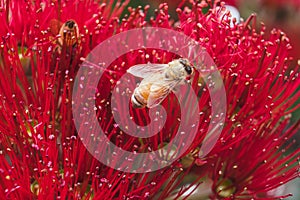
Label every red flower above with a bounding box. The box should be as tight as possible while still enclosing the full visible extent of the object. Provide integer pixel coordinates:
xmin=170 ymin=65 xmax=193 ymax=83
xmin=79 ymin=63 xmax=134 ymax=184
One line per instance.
xmin=0 ymin=0 xmax=299 ymax=199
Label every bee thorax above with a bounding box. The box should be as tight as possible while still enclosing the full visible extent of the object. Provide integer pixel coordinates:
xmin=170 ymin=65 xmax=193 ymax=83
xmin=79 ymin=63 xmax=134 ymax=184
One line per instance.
xmin=165 ymin=68 xmax=185 ymax=81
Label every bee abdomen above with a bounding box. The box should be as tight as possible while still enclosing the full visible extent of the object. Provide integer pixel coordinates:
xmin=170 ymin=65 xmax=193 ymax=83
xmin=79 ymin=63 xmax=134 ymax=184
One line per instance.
xmin=131 ymin=83 xmax=151 ymax=108
xmin=131 ymin=94 xmax=145 ymax=108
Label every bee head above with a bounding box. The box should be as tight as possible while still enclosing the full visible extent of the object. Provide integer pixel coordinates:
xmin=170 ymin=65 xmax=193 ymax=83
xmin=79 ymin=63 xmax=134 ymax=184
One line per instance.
xmin=179 ymin=58 xmax=193 ymax=75
xmin=65 ymin=20 xmax=76 ymax=29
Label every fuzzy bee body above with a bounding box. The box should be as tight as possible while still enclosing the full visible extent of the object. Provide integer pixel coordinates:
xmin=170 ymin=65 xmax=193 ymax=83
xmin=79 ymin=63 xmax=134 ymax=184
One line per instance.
xmin=127 ymin=58 xmax=194 ymax=108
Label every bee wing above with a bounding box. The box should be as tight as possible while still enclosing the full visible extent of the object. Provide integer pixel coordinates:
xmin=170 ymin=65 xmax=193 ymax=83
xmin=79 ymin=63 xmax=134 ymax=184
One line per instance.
xmin=127 ymin=63 xmax=168 ymax=78
xmin=147 ymin=79 xmax=181 ymax=108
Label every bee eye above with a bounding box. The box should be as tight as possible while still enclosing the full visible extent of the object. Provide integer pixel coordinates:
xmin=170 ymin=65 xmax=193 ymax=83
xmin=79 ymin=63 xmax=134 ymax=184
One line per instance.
xmin=65 ymin=20 xmax=75 ymax=28
xmin=185 ymin=65 xmax=192 ymax=75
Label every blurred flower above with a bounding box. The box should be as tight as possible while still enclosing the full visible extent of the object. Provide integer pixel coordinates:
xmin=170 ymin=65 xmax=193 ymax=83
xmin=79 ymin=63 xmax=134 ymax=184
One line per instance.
xmin=259 ymin=0 xmax=300 ymax=62
xmin=260 ymin=0 xmax=300 ymax=9
xmin=228 ymin=0 xmax=300 ymax=62
xmin=0 ymin=0 xmax=299 ymax=199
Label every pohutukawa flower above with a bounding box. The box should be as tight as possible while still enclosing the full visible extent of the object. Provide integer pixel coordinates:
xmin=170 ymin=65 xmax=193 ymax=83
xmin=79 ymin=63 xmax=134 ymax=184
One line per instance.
xmin=0 ymin=0 xmax=299 ymax=199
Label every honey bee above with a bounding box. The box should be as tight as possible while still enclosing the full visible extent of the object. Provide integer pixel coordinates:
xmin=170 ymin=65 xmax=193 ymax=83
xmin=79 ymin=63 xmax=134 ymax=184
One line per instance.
xmin=57 ymin=20 xmax=80 ymax=53
xmin=48 ymin=19 xmax=81 ymax=71
xmin=127 ymin=58 xmax=194 ymax=108
xmin=50 ymin=19 xmax=80 ymax=54
xmin=58 ymin=20 xmax=80 ymax=47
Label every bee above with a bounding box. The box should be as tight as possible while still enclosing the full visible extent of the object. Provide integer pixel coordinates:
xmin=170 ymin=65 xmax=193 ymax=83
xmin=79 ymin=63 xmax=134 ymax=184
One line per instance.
xmin=57 ymin=19 xmax=80 ymax=53
xmin=49 ymin=19 xmax=81 ymax=72
xmin=49 ymin=19 xmax=80 ymax=54
xmin=127 ymin=58 xmax=194 ymax=108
